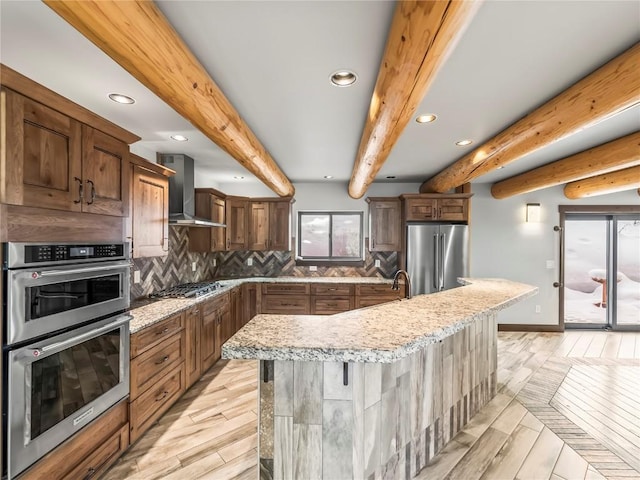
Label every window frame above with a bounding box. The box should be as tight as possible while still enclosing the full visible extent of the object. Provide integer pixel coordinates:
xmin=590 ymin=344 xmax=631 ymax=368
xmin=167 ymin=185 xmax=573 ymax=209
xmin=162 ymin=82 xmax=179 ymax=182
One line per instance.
xmin=296 ymin=210 xmax=365 ymax=265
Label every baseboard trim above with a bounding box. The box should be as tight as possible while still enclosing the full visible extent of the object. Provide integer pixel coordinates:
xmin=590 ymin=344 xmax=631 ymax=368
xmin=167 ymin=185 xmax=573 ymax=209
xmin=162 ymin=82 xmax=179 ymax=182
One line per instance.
xmin=498 ymin=324 xmax=563 ymax=332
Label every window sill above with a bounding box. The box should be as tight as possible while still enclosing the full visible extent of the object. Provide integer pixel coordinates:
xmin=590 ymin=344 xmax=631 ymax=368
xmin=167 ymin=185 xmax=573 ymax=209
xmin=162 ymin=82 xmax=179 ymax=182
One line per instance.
xmin=295 ymin=259 xmax=365 ymax=268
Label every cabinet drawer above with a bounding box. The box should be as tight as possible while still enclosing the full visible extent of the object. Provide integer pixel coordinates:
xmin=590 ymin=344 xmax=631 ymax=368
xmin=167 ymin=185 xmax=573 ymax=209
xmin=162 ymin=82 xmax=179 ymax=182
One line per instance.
xmin=262 ymin=283 xmax=310 ymax=295
xmin=130 ymin=312 xmax=184 ymax=358
xmin=202 ymin=293 xmax=229 ymax=317
xmin=310 ymin=296 xmax=353 ymax=314
xmin=130 ymin=363 xmax=185 ymax=443
xmin=310 ymin=284 xmax=354 ymax=296
xmin=356 ymin=284 xmax=399 ymax=296
xmin=62 ymin=424 xmax=128 ymax=480
xmin=405 ymin=199 xmax=437 ymax=221
xmin=355 ymin=296 xmax=399 ymax=309
xmin=130 ymin=332 xmax=185 ymax=400
xmin=262 ymin=295 xmax=310 ymax=314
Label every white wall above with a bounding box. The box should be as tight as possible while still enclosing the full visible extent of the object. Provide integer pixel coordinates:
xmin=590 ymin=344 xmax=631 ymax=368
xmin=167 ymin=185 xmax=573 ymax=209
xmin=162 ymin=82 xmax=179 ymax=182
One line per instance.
xmin=217 ymin=181 xmax=422 ymax=232
xmin=470 ymin=183 xmax=640 ymax=325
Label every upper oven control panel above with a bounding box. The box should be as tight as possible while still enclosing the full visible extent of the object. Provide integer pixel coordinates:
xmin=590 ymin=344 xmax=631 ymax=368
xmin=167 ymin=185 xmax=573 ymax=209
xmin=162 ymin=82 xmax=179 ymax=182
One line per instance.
xmin=3 ymin=242 xmax=129 ymax=269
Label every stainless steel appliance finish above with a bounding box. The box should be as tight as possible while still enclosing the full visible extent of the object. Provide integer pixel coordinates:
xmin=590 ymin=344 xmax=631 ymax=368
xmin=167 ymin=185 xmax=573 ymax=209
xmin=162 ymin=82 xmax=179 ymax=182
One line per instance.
xmin=158 ymin=154 xmax=226 ymax=228
xmin=150 ymin=281 xmax=223 ymax=298
xmin=406 ymin=224 xmax=469 ymax=296
xmin=6 ymin=313 xmax=131 ymax=479
xmin=3 ymin=242 xmax=130 ymax=346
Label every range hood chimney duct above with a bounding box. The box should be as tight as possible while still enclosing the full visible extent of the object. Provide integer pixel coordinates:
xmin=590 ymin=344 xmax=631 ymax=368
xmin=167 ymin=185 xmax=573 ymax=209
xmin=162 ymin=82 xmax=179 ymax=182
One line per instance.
xmin=158 ymin=153 xmax=226 ymax=228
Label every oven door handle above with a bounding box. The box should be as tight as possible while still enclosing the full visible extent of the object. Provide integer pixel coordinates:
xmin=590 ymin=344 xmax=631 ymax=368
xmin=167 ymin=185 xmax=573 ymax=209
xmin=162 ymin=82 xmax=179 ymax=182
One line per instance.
xmin=37 ymin=264 xmax=127 ymax=277
xmin=33 ymin=315 xmax=132 ymax=356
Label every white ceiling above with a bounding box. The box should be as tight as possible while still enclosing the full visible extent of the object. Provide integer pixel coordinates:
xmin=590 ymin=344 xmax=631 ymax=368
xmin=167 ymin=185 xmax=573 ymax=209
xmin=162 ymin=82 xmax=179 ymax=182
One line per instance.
xmin=1 ymin=1 xmax=639 ymax=192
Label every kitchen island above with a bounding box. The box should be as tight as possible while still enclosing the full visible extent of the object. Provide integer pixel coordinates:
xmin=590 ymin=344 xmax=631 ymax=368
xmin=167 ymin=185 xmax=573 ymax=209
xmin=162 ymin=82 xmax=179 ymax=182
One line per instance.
xmin=222 ymin=278 xmax=537 ymax=480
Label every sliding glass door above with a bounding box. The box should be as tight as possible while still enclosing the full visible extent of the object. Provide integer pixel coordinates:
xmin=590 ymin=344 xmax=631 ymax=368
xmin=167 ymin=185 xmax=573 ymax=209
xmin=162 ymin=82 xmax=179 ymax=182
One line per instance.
xmin=562 ymin=213 xmax=639 ymax=330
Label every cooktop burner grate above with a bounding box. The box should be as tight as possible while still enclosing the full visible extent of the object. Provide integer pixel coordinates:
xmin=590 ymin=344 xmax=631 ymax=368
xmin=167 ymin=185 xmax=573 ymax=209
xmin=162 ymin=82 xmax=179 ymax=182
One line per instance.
xmin=149 ymin=281 xmax=223 ymax=298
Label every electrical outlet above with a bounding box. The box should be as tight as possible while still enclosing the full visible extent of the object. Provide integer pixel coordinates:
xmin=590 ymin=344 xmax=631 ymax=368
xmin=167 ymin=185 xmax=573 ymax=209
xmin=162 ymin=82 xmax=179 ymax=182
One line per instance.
xmin=192 ymin=261 xmax=197 ymax=272
xmin=535 ymin=305 xmax=541 ymax=313
xmin=374 ymin=259 xmax=381 ymax=268
xmin=546 ymin=260 xmax=555 ymax=269
xmin=247 ymin=258 xmax=253 ymax=266
xmin=133 ymin=270 xmax=141 ymax=283
xmin=309 ymin=265 xmax=317 ymax=271
xmin=213 ymin=258 xmax=217 ymax=267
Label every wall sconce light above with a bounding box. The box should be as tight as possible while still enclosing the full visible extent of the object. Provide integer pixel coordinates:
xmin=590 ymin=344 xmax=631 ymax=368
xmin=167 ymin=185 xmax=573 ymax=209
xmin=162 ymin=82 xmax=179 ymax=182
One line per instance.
xmin=526 ymin=203 xmax=541 ymax=223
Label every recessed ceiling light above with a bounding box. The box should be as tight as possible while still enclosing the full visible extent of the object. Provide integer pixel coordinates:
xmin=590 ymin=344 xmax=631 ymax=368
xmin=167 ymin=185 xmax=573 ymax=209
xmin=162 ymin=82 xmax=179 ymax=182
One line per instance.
xmin=170 ymin=134 xmax=188 ymax=142
xmin=108 ymin=93 xmax=135 ymax=104
xmin=329 ymin=70 xmax=357 ymax=87
xmin=386 ymin=176 xmax=396 ymax=179
xmin=455 ymin=139 xmax=473 ymax=146
xmin=324 ymin=175 xmax=334 ymax=179
xmin=233 ymin=176 xmax=244 ymax=180
xmin=415 ymin=114 xmax=437 ymax=124
xmin=498 ymin=166 xmax=505 ymax=170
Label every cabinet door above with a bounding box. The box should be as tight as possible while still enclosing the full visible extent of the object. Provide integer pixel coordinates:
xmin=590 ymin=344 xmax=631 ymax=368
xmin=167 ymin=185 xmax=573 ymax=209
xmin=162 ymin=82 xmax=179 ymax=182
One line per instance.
xmin=211 ymin=197 xmax=226 ymax=251
xmin=131 ymin=165 xmax=169 ymax=257
xmin=269 ymin=200 xmax=291 ymax=251
xmin=369 ymin=199 xmax=401 ymax=251
xmin=185 ymin=306 xmax=202 ymax=388
xmin=200 ymin=303 xmax=217 ymax=373
xmin=437 ymin=198 xmax=468 ymax=222
xmin=243 ymin=283 xmax=258 ymax=324
xmin=405 ymin=198 xmax=438 ymax=222
xmin=226 ymin=197 xmax=249 ymax=250
xmin=249 ymin=201 xmax=270 ymax=250
xmin=220 ymin=307 xmax=233 ymax=346
xmin=189 ymin=191 xmax=213 ymax=253
xmin=2 ymin=88 xmax=83 ymax=212
xmin=82 ymin=126 xmax=129 ymax=216
xmin=229 ymin=287 xmax=243 ymax=334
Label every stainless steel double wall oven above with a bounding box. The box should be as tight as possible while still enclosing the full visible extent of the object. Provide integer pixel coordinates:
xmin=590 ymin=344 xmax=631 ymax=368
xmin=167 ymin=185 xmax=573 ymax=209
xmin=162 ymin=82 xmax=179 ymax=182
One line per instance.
xmin=2 ymin=242 xmax=131 ymax=479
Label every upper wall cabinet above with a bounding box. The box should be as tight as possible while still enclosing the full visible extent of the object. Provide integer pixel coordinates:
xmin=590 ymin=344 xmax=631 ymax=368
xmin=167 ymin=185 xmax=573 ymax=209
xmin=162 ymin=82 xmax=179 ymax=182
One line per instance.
xmin=0 ymin=66 xmax=139 ymax=218
xmin=189 ymin=188 xmax=226 ymax=252
xmin=248 ymin=198 xmax=292 ymax=251
xmin=401 ymin=194 xmax=472 ymax=223
xmin=367 ymin=197 xmax=401 ymax=251
xmin=226 ymin=196 xmax=250 ymax=251
xmin=127 ymin=156 xmax=174 ymax=258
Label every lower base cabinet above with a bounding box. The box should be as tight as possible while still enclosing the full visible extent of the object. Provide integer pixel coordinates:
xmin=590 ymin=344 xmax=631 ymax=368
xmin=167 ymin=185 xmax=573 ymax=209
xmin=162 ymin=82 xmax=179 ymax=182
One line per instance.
xmin=18 ymin=400 xmax=129 ymax=480
xmin=185 ymin=305 xmax=202 ymax=389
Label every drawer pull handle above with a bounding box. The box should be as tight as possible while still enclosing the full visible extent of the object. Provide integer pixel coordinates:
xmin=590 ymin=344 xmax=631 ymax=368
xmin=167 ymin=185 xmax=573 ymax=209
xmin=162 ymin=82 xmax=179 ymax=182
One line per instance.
xmin=193 ymin=309 xmax=199 ymax=314
xmin=84 ymin=467 xmax=97 ymax=480
xmin=328 ymin=288 xmax=337 ymax=291
xmin=156 ymin=327 xmax=169 ymax=335
xmin=156 ymin=391 xmax=169 ymax=402
xmin=74 ymin=177 xmax=84 ymax=204
xmin=155 ymin=355 xmax=170 ymax=365
xmin=327 ymin=303 xmax=337 ymax=307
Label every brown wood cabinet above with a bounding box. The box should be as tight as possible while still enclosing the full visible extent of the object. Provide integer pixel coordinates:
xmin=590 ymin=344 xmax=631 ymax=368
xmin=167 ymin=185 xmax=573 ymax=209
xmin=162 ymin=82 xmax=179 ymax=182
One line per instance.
xmin=367 ymin=197 xmax=402 ymax=251
xmin=185 ymin=305 xmax=202 ymax=389
xmin=243 ymin=282 xmax=258 ymax=325
xmin=128 ymin=157 xmax=173 ymax=258
xmin=189 ymin=188 xmax=226 ymax=252
xmin=201 ymin=293 xmax=230 ymax=372
xmin=230 ymin=286 xmax=244 ymax=333
xmin=129 ymin=312 xmax=186 ymax=443
xmin=401 ymin=194 xmax=471 ymax=223
xmin=261 ymin=283 xmax=311 ymax=314
xmin=1 ymin=88 xmax=130 ymax=217
xmin=355 ymin=283 xmax=402 ymax=308
xmin=17 ymin=400 xmax=129 ymax=480
xmin=248 ymin=198 xmax=292 ymax=251
xmin=226 ymin=196 xmax=249 ymax=250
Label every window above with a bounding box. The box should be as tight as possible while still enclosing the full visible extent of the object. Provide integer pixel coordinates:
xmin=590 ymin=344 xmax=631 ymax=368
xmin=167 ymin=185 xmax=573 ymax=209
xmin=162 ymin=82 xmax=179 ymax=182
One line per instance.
xmin=297 ymin=211 xmax=363 ymax=263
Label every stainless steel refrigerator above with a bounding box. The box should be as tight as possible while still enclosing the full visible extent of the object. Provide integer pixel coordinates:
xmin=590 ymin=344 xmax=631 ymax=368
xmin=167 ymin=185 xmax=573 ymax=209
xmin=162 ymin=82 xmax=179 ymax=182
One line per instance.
xmin=406 ymin=224 xmax=469 ymax=296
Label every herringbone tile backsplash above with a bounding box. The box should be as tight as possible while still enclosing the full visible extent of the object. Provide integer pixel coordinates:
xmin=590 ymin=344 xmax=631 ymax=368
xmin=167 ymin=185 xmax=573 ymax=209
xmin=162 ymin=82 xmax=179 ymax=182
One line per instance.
xmin=131 ymin=228 xmax=399 ymax=299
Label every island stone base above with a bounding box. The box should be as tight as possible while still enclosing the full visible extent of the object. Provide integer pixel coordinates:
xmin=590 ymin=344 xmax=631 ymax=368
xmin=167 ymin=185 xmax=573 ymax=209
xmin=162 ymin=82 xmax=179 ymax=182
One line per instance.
xmin=257 ymin=313 xmax=498 ymax=479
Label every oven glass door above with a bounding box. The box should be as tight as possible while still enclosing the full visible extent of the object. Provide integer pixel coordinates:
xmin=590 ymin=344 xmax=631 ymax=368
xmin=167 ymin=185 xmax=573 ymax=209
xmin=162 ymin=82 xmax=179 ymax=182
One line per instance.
xmin=6 ymin=261 xmax=130 ymax=345
xmin=7 ymin=314 xmax=130 ymax=479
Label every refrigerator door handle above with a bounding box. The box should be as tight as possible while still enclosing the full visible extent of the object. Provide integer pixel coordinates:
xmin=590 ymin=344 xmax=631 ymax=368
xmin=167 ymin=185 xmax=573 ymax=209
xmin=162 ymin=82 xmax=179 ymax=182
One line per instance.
xmin=433 ymin=234 xmax=439 ymax=290
xmin=440 ymin=233 xmax=446 ymax=290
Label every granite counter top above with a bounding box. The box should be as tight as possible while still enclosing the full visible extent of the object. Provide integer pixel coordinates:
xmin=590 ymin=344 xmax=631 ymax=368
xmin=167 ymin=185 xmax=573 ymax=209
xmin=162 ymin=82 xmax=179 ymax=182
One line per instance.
xmin=221 ymin=278 xmax=537 ymax=363
xmin=128 ymin=276 xmax=395 ymax=333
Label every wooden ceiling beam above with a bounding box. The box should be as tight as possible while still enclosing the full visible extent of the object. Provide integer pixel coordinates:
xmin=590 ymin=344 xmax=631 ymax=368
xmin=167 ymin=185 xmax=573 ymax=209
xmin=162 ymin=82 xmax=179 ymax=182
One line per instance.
xmin=420 ymin=42 xmax=640 ymax=193
xmin=491 ymin=132 xmax=640 ymax=199
xmin=348 ymin=0 xmax=481 ymax=199
xmin=564 ymin=165 xmax=640 ymax=199
xmin=44 ymin=0 xmax=294 ymax=197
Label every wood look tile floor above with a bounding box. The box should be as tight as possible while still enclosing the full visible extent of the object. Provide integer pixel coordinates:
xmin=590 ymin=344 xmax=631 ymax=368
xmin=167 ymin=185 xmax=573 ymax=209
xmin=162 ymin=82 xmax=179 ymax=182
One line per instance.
xmin=104 ymin=330 xmax=640 ymax=480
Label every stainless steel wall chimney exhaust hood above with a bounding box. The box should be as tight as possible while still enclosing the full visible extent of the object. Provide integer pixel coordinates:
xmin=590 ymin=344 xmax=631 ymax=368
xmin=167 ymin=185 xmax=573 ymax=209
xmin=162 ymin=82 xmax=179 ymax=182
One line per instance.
xmin=158 ymin=153 xmax=226 ymax=228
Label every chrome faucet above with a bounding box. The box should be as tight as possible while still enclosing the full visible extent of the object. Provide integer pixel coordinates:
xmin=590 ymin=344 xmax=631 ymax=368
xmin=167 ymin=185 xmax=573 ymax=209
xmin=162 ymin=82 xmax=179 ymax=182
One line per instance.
xmin=392 ymin=269 xmax=412 ymax=299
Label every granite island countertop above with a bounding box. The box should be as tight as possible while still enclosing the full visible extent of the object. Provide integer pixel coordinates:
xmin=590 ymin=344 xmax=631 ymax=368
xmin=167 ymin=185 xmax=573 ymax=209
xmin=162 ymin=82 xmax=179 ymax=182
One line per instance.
xmin=128 ymin=276 xmax=395 ymax=333
xmin=221 ymin=278 xmax=537 ymax=363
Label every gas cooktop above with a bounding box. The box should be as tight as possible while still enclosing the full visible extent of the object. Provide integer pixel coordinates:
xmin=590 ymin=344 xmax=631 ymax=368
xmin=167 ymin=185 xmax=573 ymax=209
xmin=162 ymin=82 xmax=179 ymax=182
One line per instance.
xmin=149 ymin=281 xmax=223 ymax=299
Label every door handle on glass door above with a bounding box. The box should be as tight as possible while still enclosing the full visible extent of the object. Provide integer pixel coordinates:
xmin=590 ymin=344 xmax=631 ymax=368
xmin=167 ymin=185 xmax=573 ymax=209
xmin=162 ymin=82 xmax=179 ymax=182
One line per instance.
xmin=440 ymin=234 xmax=446 ymax=291
xmin=433 ymin=234 xmax=439 ymax=290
